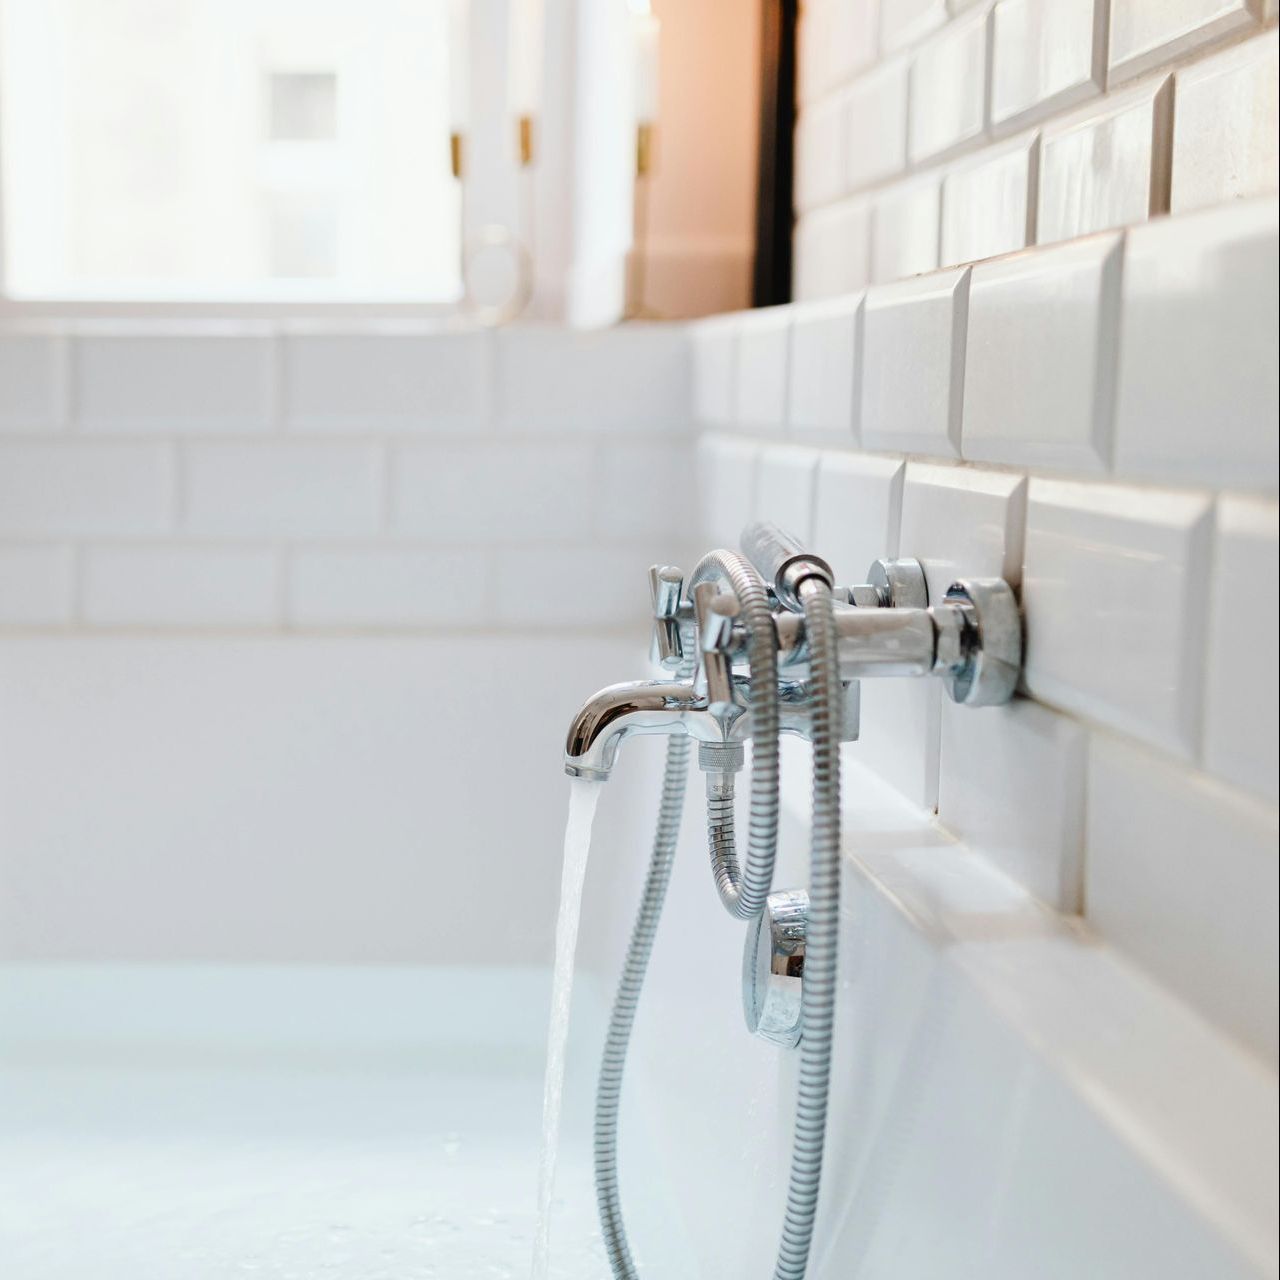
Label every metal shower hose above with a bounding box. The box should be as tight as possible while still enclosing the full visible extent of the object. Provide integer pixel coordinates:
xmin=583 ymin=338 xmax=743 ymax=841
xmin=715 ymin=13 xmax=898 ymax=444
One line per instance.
xmin=593 ymin=569 xmax=843 ymax=1280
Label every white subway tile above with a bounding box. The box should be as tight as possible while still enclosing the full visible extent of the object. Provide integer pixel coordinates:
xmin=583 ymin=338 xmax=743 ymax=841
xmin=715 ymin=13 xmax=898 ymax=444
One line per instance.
xmin=74 ymin=333 xmax=273 ymax=433
xmin=287 ymin=548 xmax=488 ymax=628
xmin=812 ymin=452 xmax=904 ymax=583
xmin=391 ymin=441 xmax=593 ymax=543
xmin=282 ymin=331 xmax=491 ymax=432
xmin=1087 ymin=732 xmax=1279 ymax=1065
xmin=183 ymin=442 xmax=381 ymax=538
xmin=940 ymin=133 xmax=1039 ymax=266
xmin=794 ymin=199 xmax=873 ymax=301
xmin=1022 ymin=478 xmax=1213 ymax=756
xmin=1037 ymin=76 xmax=1173 ymax=245
xmin=699 ymin=434 xmax=758 ymax=547
xmin=798 ymin=0 xmax=836 ymax=101
xmin=1203 ymin=496 xmax=1278 ymax=804
xmin=496 ymin=324 xmax=690 ymax=432
xmin=756 ymin=445 xmax=820 ymax=541
xmin=599 ymin=440 xmax=696 ymax=543
xmin=735 ymin=308 xmax=792 ymax=433
xmin=796 ymin=96 xmax=849 ymax=211
xmin=939 ymin=697 xmax=1087 ymax=910
xmin=962 ymin=231 xmax=1122 ymax=470
xmin=788 ymin=296 xmax=861 ymax=439
xmin=830 ymin=0 xmax=881 ymax=83
xmin=1109 ymin=0 xmax=1261 ymax=85
xmin=1171 ymin=30 xmax=1280 ymax=216
xmin=861 ymin=267 xmax=969 ymax=457
xmin=495 ymin=546 xmax=650 ymax=627
xmin=845 ymin=60 xmax=910 ymax=190
xmin=692 ymin=316 xmax=738 ymax=428
xmin=908 ymin=10 xmax=991 ymax=164
xmin=881 ymin=0 xmax=948 ymax=52
xmin=990 ymin=0 xmax=1106 ymax=130
xmin=0 ymin=545 xmax=74 ymax=625
xmin=0 ymin=442 xmax=173 ymax=536
xmin=83 ymin=547 xmax=279 ymax=627
xmin=871 ymin=174 xmax=942 ymax=283
xmin=0 ymin=334 xmax=66 ymax=431
xmin=1113 ymin=197 xmax=1278 ymax=491
xmin=898 ymin=461 xmax=1028 ymax=599
xmin=856 ymin=680 xmax=942 ymax=809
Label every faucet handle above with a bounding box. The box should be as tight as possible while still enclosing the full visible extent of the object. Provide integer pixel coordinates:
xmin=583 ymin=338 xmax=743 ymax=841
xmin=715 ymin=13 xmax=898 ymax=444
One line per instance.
xmin=693 ymin=582 xmax=739 ymax=713
xmin=648 ymin=564 xmax=685 ymax=669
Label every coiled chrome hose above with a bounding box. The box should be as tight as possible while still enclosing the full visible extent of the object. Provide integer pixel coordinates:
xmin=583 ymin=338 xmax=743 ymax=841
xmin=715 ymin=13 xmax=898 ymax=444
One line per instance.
xmin=687 ymin=550 xmax=780 ymax=921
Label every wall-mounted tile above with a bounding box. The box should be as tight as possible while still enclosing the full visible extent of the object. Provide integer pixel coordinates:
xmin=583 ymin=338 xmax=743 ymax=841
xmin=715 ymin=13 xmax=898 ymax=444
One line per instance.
xmin=881 ymin=0 xmax=948 ymax=53
xmin=871 ymin=175 xmax=942 ymax=283
xmin=908 ymin=10 xmax=990 ymax=164
xmin=735 ymin=308 xmax=792 ymax=433
xmin=941 ymin=133 xmax=1040 ymax=267
xmin=756 ymin=445 xmax=820 ymax=542
xmin=0 ymin=545 xmax=74 ymax=625
xmin=861 ymin=267 xmax=969 ymax=457
xmin=1203 ymin=496 xmax=1278 ymax=804
xmin=798 ymin=0 xmax=836 ymax=101
xmin=74 ymin=333 xmax=273 ymax=433
xmin=495 ymin=546 xmax=650 ymax=627
xmin=1113 ymin=196 xmax=1278 ymax=491
xmin=1037 ymin=76 xmax=1173 ymax=246
xmin=0 ymin=442 xmax=173 ymax=536
xmin=83 ymin=546 xmax=279 ymax=627
xmin=496 ymin=324 xmax=690 ymax=432
xmin=856 ymin=680 xmax=941 ymax=810
xmin=1022 ymin=478 xmax=1213 ymax=757
xmin=794 ymin=199 xmax=873 ymax=301
xmin=799 ymin=0 xmax=878 ymax=101
xmin=962 ymin=231 xmax=1122 ymax=471
xmin=1087 ymin=732 xmax=1279 ymax=1065
xmin=846 ymin=60 xmax=910 ymax=190
xmin=183 ymin=442 xmax=380 ymax=538
xmin=598 ymin=439 xmax=695 ymax=543
xmin=282 ymin=331 xmax=490 ymax=432
xmin=391 ymin=441 xmax=592 ymax=543
xmin=990 ymin=0 xmax=1106 ymax=130
xmin=1171 ymin=30 xmax=1280 ymax=216
xmin=1109 ymin=0 xmax=1261 ymax=85
xmin=898 ymin=461 xmax=1028 ymax=600
xmin=812 ymin=453 xmax=905 ymax=583
xmin=788 ymin=297 xmax=861 ymax=440
xmin=796 ymin=94 xmax=849 ymax=211
xmin=692 ymin=316 xmax=738 ymax=428
xmin=698 ymin=434 xmax=759 ymax=548
xmin=288 ymin=548 xmax=488 ymax=628
xmin=0 ymin=334 xmax=66 ymax=431
xmin=939 ymin=697 xmax=1087 ymax=911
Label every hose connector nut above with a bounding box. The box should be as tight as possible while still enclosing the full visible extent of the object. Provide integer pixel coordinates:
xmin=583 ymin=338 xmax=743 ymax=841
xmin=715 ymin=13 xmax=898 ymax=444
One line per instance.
xmin=698 ymin=741 xmax=744 ymax=773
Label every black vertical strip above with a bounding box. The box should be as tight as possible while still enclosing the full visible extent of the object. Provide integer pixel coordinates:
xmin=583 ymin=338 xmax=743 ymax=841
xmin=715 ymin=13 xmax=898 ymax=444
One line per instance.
xmin=752 ymin=0 xmax=797 ymax=308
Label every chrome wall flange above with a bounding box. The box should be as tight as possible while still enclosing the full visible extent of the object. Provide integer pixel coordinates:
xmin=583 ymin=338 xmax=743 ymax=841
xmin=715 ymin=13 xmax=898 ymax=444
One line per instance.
xmin=941 ymin=578 xmax=1023 ymax=706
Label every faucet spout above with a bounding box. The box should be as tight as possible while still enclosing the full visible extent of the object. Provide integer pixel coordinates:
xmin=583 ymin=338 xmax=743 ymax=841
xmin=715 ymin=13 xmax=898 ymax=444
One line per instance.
xmin=564 ymin=679 xmax=728 ymax=780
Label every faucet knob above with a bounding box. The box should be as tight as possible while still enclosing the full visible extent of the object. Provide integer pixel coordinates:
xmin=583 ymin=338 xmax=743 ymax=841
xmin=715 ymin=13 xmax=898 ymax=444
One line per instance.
xmin=648 ymin=564 xmax=685 ymax=669
xmin=693 ymin=583 xmax=739 ymax=712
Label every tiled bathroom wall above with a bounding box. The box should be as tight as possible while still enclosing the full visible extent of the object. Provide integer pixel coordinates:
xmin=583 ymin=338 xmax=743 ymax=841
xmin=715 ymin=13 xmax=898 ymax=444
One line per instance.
xmin=695 ymin=0 xmax=1279 ymax=1072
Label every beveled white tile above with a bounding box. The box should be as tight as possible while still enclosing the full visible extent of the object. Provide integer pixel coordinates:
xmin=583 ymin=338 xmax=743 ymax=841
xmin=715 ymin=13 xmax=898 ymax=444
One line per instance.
xmin=962 ymin=232 xmax=1122 ymax=470
xmin=794 ymin=199 xmax=873 ymax=301
xmin=871 ymin=175 xmax=942 ymax=283
xmin=756 ymin=445 xmax=820 ymax=542
xmin=735 ymin=308 xmax=792 ymax=433
xmin=898 ymin=461 xmax=1028 ymax=600
xmin=1203 ymin=496 xmax=1278 ymax=804
xmin=0 ymin=545 xmax=74 ymax=625
xmin=1022 ymin=478 xmax=1213 ymax=757
xmin=699 ymin=434 xmax=759 ymax=548
xmin=855 ymin=679 xmax=942 ymax=810
xmin=1037 ymin=76 xmax=1173 ymax=245
xmin=1171 ymin=30 xmax=1280 ymax=216
xmin=796 ymin=95 xmax=849 ymax=212
xmin=908 ymin=9 xmax=991 ymax=164
xmin=812 ymin=452 xmax=905 ymax=583
xmin=1087 ymin=732 xmax=1279 ymax=1065
xmin=787 ymin=296 xmax=861 ymax=439
xmin=846 ymin=60 xmax=910 ymax=191
xmin=830 ymin=0 xmax=881 ymax=84
xmin=861 ymin=267 xmax=969 ymax=457
xmin=1109 ymin=0 xmax=1261 ymax=85
xmin=881 ymin=0 xmax=948 ymax=53
xmin=692 ymin=316 xmax=738 ymax=428
xmin=599 ymin=440 xmax=695 ymax=542
xmin=0 ymin=334 xmax=66 ymax=431
xmin=938 ymin=697 xmax=1087 ymax=911
xmin=1113 ymin=197 xmax=1278 ymax=491
xmin=990 ymin=0 xmax=1106 ymax=130
xmin=940 ymin=133 xmax=1040 ymax=267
